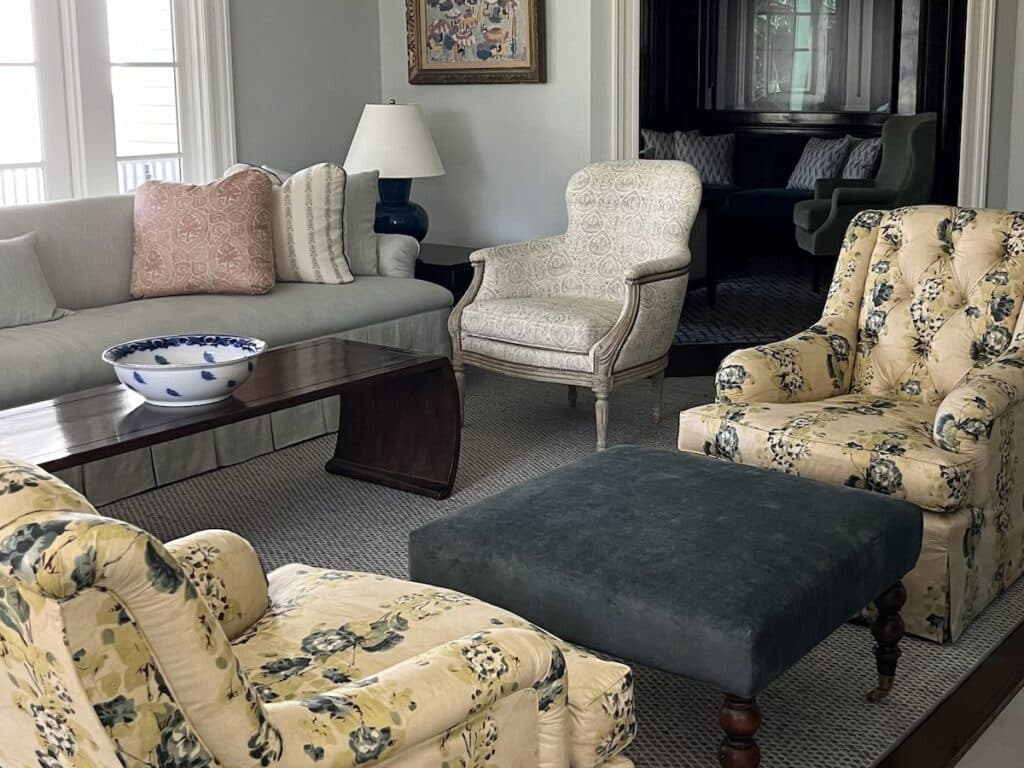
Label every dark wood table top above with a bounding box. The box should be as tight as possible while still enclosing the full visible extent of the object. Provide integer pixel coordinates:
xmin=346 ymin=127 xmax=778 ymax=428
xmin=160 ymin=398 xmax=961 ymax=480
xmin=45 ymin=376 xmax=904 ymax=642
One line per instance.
xmin=0 ymin=338 xmax=446 ymax=471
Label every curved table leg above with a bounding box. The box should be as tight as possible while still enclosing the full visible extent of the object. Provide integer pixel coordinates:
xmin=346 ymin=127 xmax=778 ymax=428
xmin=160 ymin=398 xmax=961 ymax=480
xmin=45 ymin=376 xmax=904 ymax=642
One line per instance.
xmin=325 ymin=360 xmax=461 ymax=499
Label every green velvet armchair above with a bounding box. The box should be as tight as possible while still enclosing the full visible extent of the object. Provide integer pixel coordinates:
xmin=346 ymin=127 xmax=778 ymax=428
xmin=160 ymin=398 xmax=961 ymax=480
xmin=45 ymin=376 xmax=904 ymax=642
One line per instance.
xmin=794 ymin=113 xmax=937 ymax=282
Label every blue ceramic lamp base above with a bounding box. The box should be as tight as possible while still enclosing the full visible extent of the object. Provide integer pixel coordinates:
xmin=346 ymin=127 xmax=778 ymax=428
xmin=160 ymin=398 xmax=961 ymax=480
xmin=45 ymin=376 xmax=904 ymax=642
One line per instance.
xmin=375 ymin=178 xmax=429 ymax=241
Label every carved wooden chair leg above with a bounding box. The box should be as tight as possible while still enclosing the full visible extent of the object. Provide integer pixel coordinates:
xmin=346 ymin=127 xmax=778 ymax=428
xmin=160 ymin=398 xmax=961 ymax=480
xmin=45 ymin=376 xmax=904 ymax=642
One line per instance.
xmin=651 ymin=370 xmax=665 ymax=423
xmin=593 ymin=384 xmax=610 ymax=451
xmin=568 ymin=385 xmax=578 ymax=408
xmin=867 ymin=580 xmax=907 ymax=702
xmin=719 ymin=695 xmax=761 ymax=768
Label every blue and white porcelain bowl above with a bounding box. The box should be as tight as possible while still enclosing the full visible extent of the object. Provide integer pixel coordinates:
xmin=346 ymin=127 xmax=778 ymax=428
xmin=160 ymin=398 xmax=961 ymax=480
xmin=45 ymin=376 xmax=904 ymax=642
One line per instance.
xmin=101 ymin=334 xmax=267 ymax=407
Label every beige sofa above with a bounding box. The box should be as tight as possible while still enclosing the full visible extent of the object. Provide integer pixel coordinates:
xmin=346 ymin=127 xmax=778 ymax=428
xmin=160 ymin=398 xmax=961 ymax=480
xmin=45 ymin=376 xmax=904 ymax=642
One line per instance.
xmin=0 ymin=195 xmax=453 ymax=503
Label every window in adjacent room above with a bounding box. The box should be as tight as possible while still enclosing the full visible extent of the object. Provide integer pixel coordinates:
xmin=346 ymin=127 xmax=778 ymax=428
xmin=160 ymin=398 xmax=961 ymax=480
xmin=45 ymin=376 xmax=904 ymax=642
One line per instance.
xmin=714 ymin=0 xmax=896 ymax=113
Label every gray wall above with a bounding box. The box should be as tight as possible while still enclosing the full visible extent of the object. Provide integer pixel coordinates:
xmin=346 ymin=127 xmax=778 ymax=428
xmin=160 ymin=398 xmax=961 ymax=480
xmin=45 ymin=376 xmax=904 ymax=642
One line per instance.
xmin=986 ymin=0 xmax=1019 ymax=209
xmin=377 ymin=0 xmax=615 ymax=247
xmin=1008 ymin=2 xmax=1024 ymax=210
xmin=229 ymin=0 xmax=382 ymax=172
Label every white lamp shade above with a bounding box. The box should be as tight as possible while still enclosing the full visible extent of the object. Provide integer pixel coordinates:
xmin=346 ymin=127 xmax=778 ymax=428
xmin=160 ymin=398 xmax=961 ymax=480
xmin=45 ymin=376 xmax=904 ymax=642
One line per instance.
xmin=344 ymin=103 xmax=445 ymax=179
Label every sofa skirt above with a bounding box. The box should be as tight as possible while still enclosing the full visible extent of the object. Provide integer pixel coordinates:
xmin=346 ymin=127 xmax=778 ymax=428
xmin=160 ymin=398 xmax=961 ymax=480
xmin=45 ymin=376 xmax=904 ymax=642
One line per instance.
xmin=56 ymin=308 xmax=452 ymax=506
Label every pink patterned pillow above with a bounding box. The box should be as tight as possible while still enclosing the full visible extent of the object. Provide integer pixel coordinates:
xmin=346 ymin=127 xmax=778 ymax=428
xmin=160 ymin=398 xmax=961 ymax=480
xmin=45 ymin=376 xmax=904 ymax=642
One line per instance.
xmin=131 ymin=170 xmax=275 ymax=298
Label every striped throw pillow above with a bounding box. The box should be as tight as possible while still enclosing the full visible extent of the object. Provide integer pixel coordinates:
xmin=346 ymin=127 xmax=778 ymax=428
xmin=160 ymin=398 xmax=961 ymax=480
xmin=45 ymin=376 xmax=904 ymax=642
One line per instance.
xmin=272 ymin=163 xmax=354 ymax=284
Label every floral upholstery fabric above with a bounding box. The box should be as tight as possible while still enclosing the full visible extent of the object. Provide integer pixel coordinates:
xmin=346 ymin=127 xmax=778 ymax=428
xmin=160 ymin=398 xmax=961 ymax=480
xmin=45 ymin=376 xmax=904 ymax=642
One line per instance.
xmin=0 ymin=458 xmax=634 ymax=768
xmin=678 ymin=206 xmax=1024 ymax=642
xmin=237 ymin=564 xmax=636 ymax=768
xmin=461 ymin=297 xmax=622 ymax=354
xmin=453 ymin=160 xmax=701 ymax=382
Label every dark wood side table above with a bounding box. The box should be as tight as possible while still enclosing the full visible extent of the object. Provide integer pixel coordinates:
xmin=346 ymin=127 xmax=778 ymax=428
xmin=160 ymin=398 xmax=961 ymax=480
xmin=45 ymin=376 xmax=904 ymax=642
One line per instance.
xmin=416 ymin=244 xmax=476 ymax=303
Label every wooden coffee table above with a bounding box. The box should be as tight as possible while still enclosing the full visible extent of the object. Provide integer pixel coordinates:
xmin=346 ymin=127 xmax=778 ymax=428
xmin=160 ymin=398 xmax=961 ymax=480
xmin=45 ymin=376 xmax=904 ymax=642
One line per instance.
xmin=0 ymin=338 xmax=461 ymax=499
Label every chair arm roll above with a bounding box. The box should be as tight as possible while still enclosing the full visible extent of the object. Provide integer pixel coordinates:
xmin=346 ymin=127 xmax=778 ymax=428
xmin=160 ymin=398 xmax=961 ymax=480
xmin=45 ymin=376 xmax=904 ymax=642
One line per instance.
xmin=165 ymin=529 xmax=269 ymax=639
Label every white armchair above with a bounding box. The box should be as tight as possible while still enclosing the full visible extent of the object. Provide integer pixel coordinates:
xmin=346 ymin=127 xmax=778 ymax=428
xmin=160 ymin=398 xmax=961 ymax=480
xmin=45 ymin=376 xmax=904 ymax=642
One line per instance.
xmin=449 ymin=160 xmax=702 ymax=449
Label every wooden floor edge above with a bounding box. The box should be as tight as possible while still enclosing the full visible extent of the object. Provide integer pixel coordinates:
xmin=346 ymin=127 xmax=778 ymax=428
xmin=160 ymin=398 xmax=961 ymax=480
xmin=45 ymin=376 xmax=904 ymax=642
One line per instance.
xmin=878 ymin=618 xmax=1024 ymax=767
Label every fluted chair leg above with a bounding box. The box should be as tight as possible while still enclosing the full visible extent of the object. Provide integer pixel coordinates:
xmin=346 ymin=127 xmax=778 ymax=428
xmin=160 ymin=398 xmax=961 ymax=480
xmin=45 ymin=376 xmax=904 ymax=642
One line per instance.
xmin=594 ymin=388 xmax=609 ymax=451
xmin=651 ymin=370 xmax=665 ymax=424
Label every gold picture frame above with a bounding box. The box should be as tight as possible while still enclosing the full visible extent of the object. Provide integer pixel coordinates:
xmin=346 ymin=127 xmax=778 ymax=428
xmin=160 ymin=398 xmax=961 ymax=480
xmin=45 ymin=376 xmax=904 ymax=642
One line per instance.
xmin=406 ymin=0 xmax=546 ymax=85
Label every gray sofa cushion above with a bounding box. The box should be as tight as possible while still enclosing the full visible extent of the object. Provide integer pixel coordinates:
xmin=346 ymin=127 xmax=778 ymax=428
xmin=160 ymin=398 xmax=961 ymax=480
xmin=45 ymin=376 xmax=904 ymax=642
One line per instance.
xmin=0 ymin=278 xmax=452 ymax=409
xmin=0 ymin=233 xmax=72 ymax=328
xmin=0 ymin=195 xmax=135 ymax=310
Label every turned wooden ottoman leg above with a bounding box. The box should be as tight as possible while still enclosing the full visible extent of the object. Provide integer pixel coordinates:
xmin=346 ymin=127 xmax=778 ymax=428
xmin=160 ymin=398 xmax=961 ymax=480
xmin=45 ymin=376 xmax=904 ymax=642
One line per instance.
xmin=719 ymin=695 xmax=761 ymax=768
xmin=867 ymin=580 xmax=907 ymax=702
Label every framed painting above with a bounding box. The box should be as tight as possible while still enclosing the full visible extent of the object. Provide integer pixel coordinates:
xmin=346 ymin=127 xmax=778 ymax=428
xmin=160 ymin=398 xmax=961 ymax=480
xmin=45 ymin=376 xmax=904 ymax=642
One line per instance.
xmin=406 ymin=0 xmax=546 ymax=84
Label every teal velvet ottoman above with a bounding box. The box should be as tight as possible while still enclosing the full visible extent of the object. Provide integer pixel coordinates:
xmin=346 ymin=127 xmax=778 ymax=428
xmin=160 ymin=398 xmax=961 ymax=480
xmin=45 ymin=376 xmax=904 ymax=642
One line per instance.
xmin=409 ymin=445 xmax=923 ymax=768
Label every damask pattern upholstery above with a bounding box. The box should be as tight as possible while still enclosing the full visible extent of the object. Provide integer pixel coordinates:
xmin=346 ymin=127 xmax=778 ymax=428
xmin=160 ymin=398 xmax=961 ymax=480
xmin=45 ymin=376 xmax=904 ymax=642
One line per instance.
xmin=462 ymin=296 xmax=622 ymax=354
xmin=0 ymin=458 xmax=636 ymax=768
xmin=451 ymin=161 xmax=702 ymax=450
xmin=679 ymin=206 xmax=1024 ymax=642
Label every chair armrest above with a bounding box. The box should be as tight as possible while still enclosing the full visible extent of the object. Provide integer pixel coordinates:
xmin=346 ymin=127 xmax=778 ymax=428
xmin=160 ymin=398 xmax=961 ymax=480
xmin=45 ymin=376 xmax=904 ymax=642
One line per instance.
xmin=468 ymin=235 xmax=568 ymax=302
xmin=470 ymin=235 xmax=565 ymax=266
xmin=165 ymin=529 xmax=269 ymax=640
xmin=268 ymin=628 xmax=570 ymax=767
xmin=934 ymin=345 xmax=1024 ymax=452
xmin=832 ymin=185 xmax=898 ymax=208
xmin=377 ymin=234 xmax=420 ymax=279
xmin=624 ymin=250 xmax=690 ymax=284
xmin=715 ymin=321 xmax=855 ymax=404
xmin=814 ymin=178 xmax=875 ymax=200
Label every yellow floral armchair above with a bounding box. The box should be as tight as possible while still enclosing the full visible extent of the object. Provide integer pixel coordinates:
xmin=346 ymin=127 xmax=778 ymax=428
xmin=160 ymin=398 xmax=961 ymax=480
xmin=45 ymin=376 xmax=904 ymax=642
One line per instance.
xmin=0 ymin=459 xmax=636 ymax=768
xmin=679 ymin=206 xmax=1024 ymax=642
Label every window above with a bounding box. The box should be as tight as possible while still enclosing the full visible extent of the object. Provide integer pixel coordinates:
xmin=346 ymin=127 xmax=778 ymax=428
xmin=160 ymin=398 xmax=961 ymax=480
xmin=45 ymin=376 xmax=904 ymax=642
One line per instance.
xmin=0 ymin=0 xmax=234 ymax=206
xmin=714 ymin=0 xmax=895 ymax=113
xmin=108 ymin=0 xmax=183 ymax=192
xmin=0 ymin=0 xmax=45 ymax=205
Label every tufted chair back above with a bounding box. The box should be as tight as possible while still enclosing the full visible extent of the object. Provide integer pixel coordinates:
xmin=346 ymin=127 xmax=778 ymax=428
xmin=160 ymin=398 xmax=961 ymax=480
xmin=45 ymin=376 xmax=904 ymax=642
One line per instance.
xmin=563 ymin=160 xmax=702 ymax=301
xmin=0 ymin=459 xmax=278 ymax=768
xmin=846 ymin=206 xmax=1024 ymax=405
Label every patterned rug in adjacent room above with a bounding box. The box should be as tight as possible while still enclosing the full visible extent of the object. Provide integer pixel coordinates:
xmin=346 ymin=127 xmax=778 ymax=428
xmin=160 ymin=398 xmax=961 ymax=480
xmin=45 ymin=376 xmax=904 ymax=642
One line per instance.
xmin=104 ymin=371 xmax=1021 ymax=768
xmin=676 ymin=273 xmax=825 ymax=346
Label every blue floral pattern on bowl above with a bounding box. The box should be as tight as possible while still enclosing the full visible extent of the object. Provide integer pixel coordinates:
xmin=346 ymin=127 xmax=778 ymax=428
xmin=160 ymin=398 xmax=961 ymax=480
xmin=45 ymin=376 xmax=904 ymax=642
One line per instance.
xmin=101 ymin=334 xmax=267 ymax=407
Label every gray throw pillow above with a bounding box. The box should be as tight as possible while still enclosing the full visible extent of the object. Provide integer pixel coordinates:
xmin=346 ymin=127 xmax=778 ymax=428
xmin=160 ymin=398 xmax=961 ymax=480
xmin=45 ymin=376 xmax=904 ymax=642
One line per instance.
xmin=787 ymin=136 xmax=853 ymax=190
xmin=673 ymin=132 xmax=735 ymax=185
xmin=345 ymin=170 xmax=380 ymax=276
xmin=0 ymin=233 xmax=71 ymax=329
xmin=842 ymin=137 xmax=883 ymax=179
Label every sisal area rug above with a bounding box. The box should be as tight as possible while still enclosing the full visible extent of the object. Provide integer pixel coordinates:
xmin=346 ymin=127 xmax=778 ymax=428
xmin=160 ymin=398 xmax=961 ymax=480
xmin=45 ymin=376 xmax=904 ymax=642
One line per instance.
xmin=104 ymin=371 xmax=1024 ymax=768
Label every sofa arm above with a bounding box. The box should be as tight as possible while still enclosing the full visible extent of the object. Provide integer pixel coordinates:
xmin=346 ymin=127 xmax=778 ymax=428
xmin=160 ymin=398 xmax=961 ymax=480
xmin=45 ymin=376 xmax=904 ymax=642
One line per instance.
xmin=814 ymin=178 xmax=875 ymax=200
xmin=934 ymin=346 xmax=1024 ymax=452
xmin=377 ymin=234 xmax=420 ymax=279
xmin=268 ymin=628 xmax=570 ymax=767
xmin=165 ymin=529 xmax=269 ymax=640
xmin=715 ymin=321 xmax=855 ymax=404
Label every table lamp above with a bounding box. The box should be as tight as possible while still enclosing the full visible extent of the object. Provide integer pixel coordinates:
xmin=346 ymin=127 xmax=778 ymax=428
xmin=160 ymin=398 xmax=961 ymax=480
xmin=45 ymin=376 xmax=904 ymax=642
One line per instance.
xmin=345 ymin=102 xmax=445 ymax=241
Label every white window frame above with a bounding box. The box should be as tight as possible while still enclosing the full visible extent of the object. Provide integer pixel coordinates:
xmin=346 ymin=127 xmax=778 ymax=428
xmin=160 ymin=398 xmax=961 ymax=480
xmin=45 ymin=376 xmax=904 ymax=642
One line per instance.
xmin=17 ymin=0 xmax=235 ymax=202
